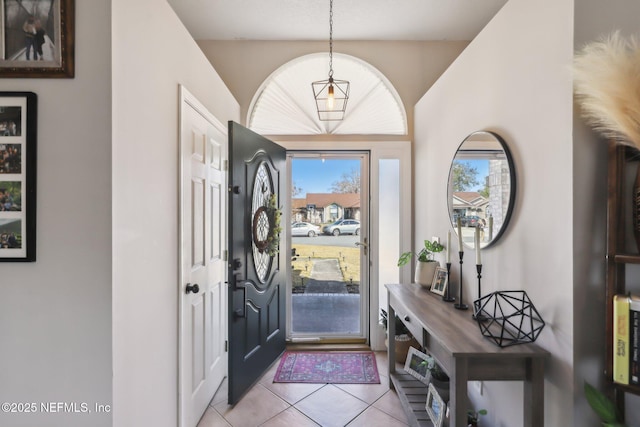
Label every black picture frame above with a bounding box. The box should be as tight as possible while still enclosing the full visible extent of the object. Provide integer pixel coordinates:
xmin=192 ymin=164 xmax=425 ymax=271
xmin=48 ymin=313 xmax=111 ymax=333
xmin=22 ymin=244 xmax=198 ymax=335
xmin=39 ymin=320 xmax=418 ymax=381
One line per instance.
xmin=0 ymin=91 xmax=36 ymax=261
xmin=0 ymin=0 xmax=74 ymax=78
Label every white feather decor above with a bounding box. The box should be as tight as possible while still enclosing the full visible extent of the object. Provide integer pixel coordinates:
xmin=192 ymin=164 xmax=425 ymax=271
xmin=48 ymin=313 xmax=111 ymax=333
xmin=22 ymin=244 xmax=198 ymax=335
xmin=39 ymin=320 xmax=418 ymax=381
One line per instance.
xmin=573 ymin=31 xmax=640 ymax=148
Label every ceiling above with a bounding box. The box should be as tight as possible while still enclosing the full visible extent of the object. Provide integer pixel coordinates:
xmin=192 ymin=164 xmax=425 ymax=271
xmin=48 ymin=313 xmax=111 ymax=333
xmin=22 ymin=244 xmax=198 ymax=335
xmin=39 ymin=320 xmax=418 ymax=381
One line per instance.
xmin=167 ymin=0 xmax=508 ymax=42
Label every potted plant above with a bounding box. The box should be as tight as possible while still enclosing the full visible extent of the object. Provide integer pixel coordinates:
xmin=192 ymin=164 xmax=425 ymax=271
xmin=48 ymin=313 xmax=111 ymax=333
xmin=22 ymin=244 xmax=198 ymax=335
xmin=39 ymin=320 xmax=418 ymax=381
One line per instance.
xmin=380 ymin=308 xmax=419 ymax=363
xmin=398 ymin=239 xmax=445 ymax=287
xmin=467 ymin=408 xmax=488 ymax=427
xmin=421 ymin=354 xmax=450 ymax=402
xmin=584 ymin=382 xmax=626 ymax=426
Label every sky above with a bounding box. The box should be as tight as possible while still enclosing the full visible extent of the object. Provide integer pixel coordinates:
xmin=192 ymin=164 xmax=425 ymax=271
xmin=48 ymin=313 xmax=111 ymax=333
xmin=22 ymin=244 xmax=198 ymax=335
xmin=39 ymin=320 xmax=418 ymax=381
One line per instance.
xmin=455 ymin=159 xmax=489 ymax=192
xmin=292 ymin=158 xmax=360 ymax=196
xmin=292 ymin=157 xmax=486 ymax=195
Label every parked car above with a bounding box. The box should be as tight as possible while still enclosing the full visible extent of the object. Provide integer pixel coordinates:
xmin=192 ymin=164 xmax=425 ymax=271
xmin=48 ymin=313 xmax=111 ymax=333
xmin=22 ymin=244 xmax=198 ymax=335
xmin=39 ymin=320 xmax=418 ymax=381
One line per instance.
xmin=291 ymin=222 xmax=320 ymax=237
xmin=322 ymin=219 xmax=361 ymax=236
xmin=460 ymin=215 xmax=481 ymax=227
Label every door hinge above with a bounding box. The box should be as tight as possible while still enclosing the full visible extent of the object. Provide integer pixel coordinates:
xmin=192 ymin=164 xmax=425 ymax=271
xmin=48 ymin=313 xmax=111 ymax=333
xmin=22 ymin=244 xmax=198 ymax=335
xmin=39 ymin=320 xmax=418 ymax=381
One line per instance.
xmin=223 ymin=250 xmax=228 ymax=261
xmin=223 ymin=159 xmax=228 ymax=171
xmin=225 ymin=340 xmax=228 ymax=352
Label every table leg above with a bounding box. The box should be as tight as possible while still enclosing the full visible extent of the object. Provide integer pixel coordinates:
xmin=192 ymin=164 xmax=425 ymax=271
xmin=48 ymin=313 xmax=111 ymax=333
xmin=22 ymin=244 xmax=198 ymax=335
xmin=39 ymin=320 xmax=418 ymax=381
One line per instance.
xmin=524 ymin=357 xmax=544 ymax=427
xmin=388 ymin=299 xmax=396 ymax=388
xmin=451 ymin=357 xmax=468 ymax=427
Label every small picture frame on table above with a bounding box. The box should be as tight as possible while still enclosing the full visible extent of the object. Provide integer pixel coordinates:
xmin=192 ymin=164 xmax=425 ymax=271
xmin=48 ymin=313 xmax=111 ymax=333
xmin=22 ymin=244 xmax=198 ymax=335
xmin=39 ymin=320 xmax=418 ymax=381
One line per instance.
xmin=404 ymin=346 xmax=429 ymax=384
xmin=0 ymin=91 xmax=36 ymax=261
xmin=430 ymin=266 xmax=448 ymax=296
xmin=425 ymin=383 xmax=446 ymax=427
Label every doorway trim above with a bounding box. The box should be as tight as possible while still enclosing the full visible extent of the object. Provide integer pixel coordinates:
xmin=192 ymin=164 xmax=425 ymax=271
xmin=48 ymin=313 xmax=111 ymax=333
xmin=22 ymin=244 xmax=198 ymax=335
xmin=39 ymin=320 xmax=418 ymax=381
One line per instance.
xmin=279 ymin=140 xmax=411 ymax=351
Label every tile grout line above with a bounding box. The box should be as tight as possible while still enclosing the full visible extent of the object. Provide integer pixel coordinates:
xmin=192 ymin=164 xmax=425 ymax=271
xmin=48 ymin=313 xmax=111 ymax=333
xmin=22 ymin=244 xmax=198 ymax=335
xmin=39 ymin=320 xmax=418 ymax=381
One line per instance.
xmin=202 ymin=352 xmax=409 ymax=427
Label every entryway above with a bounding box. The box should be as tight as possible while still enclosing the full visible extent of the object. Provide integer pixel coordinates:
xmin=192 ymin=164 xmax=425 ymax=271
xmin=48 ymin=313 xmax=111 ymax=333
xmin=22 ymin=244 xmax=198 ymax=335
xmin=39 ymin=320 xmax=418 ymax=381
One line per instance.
xmin=181 ymin=50 xmax=413 ymax=424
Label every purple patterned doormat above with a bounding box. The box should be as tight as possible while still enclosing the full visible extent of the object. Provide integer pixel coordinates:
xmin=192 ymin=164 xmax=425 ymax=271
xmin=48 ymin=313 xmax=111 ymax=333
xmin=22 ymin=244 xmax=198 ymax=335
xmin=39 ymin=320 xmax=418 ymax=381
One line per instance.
xmin=273 ymin=351 xmax=380 ymax=384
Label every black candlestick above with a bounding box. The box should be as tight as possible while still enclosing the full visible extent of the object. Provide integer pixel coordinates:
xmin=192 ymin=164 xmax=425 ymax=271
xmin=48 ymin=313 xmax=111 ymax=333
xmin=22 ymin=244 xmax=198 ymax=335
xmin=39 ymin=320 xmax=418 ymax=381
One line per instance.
xmin=454 ymin=251 xmax=468 ymax=310
xmin=472 ymin=264 xmax=487 ymax=320
xmin=442 ymin=262 xmax=455 ymax=302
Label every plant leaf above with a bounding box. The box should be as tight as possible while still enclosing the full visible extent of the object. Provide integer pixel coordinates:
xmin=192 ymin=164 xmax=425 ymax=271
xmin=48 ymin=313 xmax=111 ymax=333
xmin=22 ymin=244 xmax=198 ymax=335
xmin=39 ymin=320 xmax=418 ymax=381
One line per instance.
xmin=397 ymin=251 xmax=413 ymax=267
xmin=584 ymin=382 xmax=618 ymax=423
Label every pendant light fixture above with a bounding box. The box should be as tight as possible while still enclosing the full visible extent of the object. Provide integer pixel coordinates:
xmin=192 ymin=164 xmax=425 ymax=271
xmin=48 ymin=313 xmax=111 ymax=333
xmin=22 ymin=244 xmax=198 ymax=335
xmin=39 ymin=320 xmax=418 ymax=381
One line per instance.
xmin=312 ymin=0 xmax=350 ymax=121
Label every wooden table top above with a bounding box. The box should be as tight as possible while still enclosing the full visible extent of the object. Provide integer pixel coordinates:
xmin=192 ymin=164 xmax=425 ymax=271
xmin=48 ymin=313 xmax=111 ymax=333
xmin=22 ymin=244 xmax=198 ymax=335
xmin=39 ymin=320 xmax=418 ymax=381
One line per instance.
xmin=386 ymin=283 xmax=550 ymax=359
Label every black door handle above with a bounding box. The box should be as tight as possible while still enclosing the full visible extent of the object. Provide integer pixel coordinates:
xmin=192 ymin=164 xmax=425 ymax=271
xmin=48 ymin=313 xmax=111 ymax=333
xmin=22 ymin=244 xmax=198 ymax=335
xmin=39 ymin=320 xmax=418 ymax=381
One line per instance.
xmin=186 ymin=283 xmax=200 ymax=294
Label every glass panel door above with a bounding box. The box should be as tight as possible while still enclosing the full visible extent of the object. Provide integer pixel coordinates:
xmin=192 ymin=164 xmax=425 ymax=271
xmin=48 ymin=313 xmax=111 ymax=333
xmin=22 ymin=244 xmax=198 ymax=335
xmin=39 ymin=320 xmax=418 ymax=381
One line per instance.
xmin=288 ymin=152 xmax=369 ymax=341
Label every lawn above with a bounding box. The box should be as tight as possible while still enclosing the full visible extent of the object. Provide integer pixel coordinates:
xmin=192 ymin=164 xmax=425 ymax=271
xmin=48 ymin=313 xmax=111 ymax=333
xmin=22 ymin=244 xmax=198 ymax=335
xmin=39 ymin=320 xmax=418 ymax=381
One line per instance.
xmin=291 ymin=243 xmax=361 ymax=293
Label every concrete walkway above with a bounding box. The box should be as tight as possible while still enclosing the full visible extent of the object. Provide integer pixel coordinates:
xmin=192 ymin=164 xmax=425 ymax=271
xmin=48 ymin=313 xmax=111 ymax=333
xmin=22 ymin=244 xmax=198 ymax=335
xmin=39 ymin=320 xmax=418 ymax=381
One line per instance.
xmin=291 ymin=258 xmax=360 ymax=334
xmin=304 ymin=258 xmax=347 ymax=293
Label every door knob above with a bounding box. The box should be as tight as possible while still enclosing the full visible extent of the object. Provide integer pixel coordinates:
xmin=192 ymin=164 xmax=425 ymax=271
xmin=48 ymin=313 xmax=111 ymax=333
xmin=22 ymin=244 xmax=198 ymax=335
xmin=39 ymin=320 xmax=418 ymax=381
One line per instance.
xmin=186 ymin=283 xmax=200 ymax=294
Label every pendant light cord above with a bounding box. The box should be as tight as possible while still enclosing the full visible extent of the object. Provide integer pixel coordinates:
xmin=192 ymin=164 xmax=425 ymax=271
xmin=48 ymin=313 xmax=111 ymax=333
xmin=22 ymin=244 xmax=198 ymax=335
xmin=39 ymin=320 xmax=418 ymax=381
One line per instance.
xmin=328 ymin=0 xmax=334 ymax=79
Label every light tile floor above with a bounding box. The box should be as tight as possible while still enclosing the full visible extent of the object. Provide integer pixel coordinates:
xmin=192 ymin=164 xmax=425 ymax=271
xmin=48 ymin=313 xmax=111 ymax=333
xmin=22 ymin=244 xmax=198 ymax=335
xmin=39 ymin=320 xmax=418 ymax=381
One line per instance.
xmin=197 ymin=351 xmax=409 ymax=427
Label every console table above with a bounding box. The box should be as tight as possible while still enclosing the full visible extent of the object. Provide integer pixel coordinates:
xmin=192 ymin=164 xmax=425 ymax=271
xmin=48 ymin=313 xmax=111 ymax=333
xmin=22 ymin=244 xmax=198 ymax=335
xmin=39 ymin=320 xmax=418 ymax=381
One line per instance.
xmin=386 ymin=283 xmax=549 ymax=427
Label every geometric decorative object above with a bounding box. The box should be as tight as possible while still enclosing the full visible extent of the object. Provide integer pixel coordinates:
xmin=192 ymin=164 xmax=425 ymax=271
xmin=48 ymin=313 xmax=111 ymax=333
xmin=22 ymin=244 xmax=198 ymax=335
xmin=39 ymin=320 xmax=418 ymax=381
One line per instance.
xmin=473 ymin=290 xmax=545 ymax=347
xmin=311 ymin=0 xmax=349 ymax=121
xmin=273 ymin=351 xmax=380 ymax=384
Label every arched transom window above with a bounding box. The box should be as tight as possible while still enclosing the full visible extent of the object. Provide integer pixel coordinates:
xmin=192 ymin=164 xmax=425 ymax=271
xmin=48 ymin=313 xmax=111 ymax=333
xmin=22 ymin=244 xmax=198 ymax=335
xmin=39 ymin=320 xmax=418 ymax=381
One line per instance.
xmin=248 ymin=53 xmax=407 ymax=135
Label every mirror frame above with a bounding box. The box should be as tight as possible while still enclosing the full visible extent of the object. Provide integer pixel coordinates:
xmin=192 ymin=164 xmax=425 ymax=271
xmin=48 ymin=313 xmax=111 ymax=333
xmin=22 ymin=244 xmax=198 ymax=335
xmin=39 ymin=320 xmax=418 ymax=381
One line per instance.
xmin=447 ymin=131 xmax=516 ymax=249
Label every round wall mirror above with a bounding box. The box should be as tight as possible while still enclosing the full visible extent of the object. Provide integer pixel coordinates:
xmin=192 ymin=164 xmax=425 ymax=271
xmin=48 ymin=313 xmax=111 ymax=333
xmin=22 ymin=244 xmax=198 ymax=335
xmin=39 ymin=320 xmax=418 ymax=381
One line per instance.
xmin=447 ymin=131 xmax=516 ymax=249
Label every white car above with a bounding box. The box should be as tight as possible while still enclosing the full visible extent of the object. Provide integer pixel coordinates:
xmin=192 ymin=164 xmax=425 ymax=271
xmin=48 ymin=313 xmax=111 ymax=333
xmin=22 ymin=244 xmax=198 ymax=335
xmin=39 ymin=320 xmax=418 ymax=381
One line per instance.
xmin=322 ymin=219 xmax=361 ymax=236
xmin=291 ymin=222 xmax=321 ymax=237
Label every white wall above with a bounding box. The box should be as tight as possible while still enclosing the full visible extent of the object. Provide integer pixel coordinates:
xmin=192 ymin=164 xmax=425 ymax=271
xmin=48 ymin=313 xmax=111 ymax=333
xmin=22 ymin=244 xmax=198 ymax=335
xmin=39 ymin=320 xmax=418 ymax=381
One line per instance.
xmin=0 ymin=1 xmax=112 ymax=427
xmin=414 ymin=0 xmax=575 ymax=425
xmin=112 ymin=0 xmax=239 ymax=426
xmin=198 ymin=40 xmax=468 ymax=137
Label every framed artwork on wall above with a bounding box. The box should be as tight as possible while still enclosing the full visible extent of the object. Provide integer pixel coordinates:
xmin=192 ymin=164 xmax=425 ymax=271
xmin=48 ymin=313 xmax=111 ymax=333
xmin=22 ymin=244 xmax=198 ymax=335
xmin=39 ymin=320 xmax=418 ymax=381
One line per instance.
xmin=0 ymin=0 xmax=74 ymax=77
xmin=0 ymin=92 xmax=36 ymax=261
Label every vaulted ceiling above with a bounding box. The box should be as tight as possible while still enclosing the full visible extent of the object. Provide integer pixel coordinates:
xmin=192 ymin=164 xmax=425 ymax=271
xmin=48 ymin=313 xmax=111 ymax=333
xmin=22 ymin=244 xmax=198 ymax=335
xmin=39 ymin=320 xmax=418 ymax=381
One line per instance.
xmin=167 ymin=0 xmax=508 ymax=42
xmin=167 ymin=0 xmax=509 ymax=135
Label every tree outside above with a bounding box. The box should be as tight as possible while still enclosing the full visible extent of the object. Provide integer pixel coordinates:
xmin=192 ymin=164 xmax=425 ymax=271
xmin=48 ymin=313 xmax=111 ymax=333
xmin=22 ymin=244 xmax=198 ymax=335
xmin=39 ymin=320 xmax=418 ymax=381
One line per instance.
xmin=330 ymin=167 xmax=360 ymax=194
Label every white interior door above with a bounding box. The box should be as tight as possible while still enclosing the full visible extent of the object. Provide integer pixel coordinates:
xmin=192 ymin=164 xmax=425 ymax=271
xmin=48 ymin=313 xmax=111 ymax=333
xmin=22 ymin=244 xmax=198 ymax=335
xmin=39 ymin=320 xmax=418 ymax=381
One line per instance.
xmin=179 ymin=87 xmax=227 ymax=427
